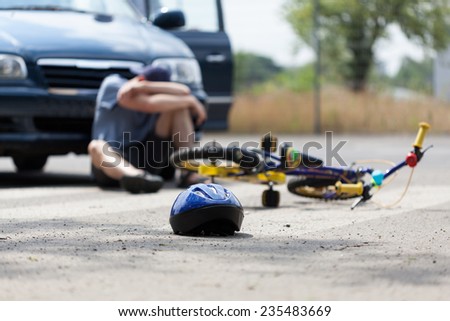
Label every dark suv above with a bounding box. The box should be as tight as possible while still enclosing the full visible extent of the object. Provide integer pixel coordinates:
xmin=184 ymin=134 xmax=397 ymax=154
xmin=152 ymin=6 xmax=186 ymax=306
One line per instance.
xmin=0 ymin=0 xmax=232 ymax=171
xmin=134 ymin=0 xmax=233 ymax=129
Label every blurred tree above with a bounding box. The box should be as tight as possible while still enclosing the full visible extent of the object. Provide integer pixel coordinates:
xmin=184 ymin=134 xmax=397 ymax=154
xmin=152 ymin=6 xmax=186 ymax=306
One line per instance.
xmin=392 ymin=57 xmax=433 ymax=93
xmin=233 ymin=51 xmax=282 ymax=92
xmin=285 ymin=0 xmax=450 ymax=91
xmin=249 ymin=64 xmax=315 ymax=94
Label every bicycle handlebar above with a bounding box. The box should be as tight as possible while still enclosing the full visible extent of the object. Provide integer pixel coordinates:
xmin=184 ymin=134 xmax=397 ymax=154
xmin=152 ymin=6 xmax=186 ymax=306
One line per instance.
xmin=413 ymin=122 xmax=430 ymax=149
xmin=336 ymin=122 xmax=431 ymax=207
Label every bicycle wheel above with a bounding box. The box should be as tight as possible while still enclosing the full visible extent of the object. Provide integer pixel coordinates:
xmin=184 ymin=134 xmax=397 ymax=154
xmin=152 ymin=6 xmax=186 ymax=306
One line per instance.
xmin=287 ymin=177 xmax=360 ymax=200
xmin=170 ymin=145 xmax=263 ymax=178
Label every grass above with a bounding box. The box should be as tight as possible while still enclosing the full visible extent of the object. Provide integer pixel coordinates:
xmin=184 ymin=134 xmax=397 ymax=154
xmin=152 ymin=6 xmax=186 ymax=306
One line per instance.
xmin=229 ymin=86 xmax=450 ymax=134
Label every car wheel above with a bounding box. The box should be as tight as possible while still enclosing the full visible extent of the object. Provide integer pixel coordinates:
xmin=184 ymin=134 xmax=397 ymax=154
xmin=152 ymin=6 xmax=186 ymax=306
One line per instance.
xmin=13 ymin=155 xmax=48 ymax=172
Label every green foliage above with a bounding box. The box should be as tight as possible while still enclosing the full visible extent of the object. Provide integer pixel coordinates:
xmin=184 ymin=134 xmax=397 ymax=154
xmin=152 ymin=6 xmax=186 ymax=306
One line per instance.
xmin=233 ymin=51 xmax=282 ymax=92
xmin=284 ymin=0 xmax=450 ymax=91
xmin=392 ymin=57 xmax=434 ymax=94
xmin=233 ymin=51 xmax=316 ymax=94
xmin=233 ymin=49 xmax=324 ymax=94
xmin=370 ymin=56 xmax=434 ymax=94
xmin=251 ymin=64 xmax=315 ymax=94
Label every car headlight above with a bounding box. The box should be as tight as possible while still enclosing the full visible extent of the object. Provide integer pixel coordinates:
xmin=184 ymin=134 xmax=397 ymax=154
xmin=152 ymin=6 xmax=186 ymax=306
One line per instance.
xmin=151 ymin=58 xmax=202 ymax=86
xmin=0 ymin=54 xmax=28 ymax=79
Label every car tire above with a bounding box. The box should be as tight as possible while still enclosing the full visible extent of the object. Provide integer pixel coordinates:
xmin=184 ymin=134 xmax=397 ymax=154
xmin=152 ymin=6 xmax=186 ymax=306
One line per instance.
xmin=13 ymin=155 xmax=48 ymax=172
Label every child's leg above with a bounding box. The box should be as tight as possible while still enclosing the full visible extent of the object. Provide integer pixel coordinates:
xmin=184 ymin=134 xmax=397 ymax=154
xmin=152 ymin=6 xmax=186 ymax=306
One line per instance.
xmin=88 ymin=139 xmax=144 ymax=180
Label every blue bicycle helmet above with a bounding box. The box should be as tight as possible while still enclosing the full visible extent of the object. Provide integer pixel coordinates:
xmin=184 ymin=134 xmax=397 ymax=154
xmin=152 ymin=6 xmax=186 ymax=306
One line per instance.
xmin=170 ymin=183 xmax=244 ymax=236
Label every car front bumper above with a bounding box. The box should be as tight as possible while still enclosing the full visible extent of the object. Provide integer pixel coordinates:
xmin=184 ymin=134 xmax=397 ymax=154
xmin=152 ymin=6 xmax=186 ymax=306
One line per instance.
xmin=0 ymin=86 xmax=207 ymax=156
xmin=0 ymin=87 xmax=95 ymax=156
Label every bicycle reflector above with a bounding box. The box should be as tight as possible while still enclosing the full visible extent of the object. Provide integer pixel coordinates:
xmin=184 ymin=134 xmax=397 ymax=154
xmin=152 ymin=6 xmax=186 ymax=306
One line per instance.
xmin=406 ymin=152 xmax=418 ymax=167
xmin=371 ymin=170 xmax=384 ymax=186
xmin=286 ymin=147 xmax=302 ymax=168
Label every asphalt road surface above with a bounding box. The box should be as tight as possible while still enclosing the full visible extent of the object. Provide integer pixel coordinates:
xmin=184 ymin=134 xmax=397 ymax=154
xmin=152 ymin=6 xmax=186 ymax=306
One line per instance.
xmin=0 ymin=133 xmax=449 ymax=300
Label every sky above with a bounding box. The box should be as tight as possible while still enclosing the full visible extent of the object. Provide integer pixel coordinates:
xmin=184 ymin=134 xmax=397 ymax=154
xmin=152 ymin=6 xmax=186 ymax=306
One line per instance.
xmin=222 ymin=0 xmax=427 ymax=75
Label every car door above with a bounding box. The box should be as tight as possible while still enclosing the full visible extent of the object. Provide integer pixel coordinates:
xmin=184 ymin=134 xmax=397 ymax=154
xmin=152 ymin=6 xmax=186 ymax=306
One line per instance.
xmin=133 ymin=0 xmax=233 ymax=130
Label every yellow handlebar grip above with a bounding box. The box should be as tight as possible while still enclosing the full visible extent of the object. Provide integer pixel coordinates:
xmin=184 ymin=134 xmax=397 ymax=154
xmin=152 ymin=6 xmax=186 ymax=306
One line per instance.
xmin=413 ymin=122 xmax=431 ymax=149
xmin=335 ymin=181 xmax=364 ymax=196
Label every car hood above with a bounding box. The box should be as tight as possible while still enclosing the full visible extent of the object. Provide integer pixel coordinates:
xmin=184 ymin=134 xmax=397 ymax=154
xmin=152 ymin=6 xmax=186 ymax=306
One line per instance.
xmin=0 ymin=11 xmax=193 ymax=63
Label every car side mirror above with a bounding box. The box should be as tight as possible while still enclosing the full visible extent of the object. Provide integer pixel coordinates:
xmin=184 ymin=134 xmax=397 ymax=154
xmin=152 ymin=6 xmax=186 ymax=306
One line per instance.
xmin=153 ymin=10 xmax=185 ymax=29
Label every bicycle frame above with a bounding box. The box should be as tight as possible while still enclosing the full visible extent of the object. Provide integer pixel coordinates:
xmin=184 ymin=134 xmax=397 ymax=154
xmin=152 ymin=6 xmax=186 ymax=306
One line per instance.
xmin=175 ymin=122 xmax=431 ymax=208
xmin=243 ymin=123 xmax=430 ymax=207
xmin=199 ymin=142 xmax=413 ymax=187
xmin=256 ymin=149 xmax=365 ymax=183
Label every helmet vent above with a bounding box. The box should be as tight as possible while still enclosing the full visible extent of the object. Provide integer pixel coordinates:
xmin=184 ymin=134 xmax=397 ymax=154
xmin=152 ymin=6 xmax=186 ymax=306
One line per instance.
xmin=194 ymin=190 xmax=205 ymax=197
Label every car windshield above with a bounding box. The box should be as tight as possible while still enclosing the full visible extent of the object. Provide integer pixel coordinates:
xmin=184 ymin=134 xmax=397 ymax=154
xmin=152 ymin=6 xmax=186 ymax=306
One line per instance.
xmin=0 ymin=0 xmax=141 ymax=18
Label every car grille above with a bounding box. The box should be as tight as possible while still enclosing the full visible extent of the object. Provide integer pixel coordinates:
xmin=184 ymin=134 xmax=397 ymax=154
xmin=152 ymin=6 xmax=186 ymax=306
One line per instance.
xmin=37 ymin=59 xmax=143 ymax=90
xmin=40 ymin=66 xmax=136 ymax=89
xmin=0 ymin=117 xmax=16 ymax=133
xmin=34 ymin=117 xmax=93 ymax=134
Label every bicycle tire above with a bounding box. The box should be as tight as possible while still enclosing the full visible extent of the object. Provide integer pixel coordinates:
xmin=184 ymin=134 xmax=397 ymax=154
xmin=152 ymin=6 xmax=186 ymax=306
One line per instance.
xmin=287 ymin=177 xmax=359 ymax=200
xmin=170 ymin=145 xmax=263 ymax=176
